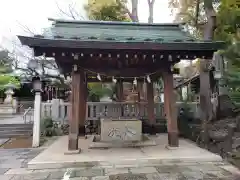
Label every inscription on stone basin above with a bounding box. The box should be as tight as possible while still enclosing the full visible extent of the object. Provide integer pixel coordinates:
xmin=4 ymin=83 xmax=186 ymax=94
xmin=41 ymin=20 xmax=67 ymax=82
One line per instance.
xmin=100 ymin=119 xmax=142 ymax=142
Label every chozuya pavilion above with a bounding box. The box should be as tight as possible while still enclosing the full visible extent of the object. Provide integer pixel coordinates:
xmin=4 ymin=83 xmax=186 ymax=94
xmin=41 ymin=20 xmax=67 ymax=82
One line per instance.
xmin=18 ymin=18 xmax=225 ymax=151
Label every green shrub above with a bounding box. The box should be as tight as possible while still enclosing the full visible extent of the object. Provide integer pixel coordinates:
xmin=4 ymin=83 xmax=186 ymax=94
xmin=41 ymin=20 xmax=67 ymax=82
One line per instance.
xmin=41 ymin=117 xmax=54 ymax=137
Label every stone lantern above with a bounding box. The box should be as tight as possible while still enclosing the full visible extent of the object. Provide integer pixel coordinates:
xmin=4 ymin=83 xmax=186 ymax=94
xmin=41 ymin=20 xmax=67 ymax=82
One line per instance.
xmin=4 ymin=83 xmax=16 ymax=104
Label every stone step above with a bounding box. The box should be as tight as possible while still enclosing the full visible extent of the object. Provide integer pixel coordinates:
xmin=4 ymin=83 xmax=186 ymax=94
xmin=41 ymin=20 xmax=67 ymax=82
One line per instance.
xmin=0 ymin=124 xmax=33 ymax=138
xmin=0 ymin=124 xmax=33 ymax=127
xmin=0 ymin=114 xmax=20 ymax=119
xmin=0 ymin=127 xmax=33 ymax=131
xmin=0 ymin=134 xmax=31 ymax=138
xmin=0 ymin=129 xmax=32 ymax=133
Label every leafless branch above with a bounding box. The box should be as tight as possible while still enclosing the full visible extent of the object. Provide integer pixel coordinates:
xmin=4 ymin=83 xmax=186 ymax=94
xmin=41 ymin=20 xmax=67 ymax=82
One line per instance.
xmin=16 ymin=21 xmax=35 ymax=35
xmin=55 ymin=1 xmax=85 ymax=20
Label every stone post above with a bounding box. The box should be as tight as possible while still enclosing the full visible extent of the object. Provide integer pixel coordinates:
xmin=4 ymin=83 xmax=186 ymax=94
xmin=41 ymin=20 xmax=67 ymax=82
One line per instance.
xmin=32 ymin=91 xmax=42 ymax=147
xmin=51 ymin=99 xmax=60 ymax=121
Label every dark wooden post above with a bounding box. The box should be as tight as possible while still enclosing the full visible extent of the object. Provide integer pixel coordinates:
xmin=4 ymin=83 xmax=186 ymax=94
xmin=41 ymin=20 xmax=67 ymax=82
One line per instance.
xmin=163 ymin=70 xmax=179 ymax=147
xmin=137 ymin=82 xmax=144 ymax=117
xmin=116 ymin=79 xmax=124 ymax=102
xmin=137 ymin=82 xmax=144 ymax=102
xmin=79 ymin=72 xmax=87 ymax=136
xmin=68 ymin=69 xmax=85 ymax=151
xmin=116 ymin=79 xmax=124 ymax=116
xmin=199 ymin=59 xmax=212 ymax=145
xmin=147 ymin=82 xmax=155 ymax=125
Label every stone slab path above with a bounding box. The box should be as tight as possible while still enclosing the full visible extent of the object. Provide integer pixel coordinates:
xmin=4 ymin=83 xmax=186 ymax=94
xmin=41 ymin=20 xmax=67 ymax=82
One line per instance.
xmin=2 ymin=155 xmax=240 ymax=179
xmin=1 ymin=146 xmax=240 ymax=180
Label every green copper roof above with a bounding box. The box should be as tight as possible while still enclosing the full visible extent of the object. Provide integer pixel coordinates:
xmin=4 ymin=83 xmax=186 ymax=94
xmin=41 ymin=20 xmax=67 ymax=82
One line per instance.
xmin=47 ymin=18 xmax=195 ymax=43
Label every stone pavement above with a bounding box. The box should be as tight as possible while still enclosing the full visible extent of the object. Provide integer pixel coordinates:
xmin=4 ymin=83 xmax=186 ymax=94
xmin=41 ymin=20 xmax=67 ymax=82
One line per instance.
xmin=1 ymin=142 xmax=240 ymax=180
xmin=2 ymin=157 xmax=240 ymax=179
xmin=0 ymin=148 xmax=43 ymax=180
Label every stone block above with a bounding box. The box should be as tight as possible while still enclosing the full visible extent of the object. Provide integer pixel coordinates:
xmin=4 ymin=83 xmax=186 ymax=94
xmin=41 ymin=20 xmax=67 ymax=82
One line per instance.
xmin=64 ymin=149 xmax=81 ymax=155
xmin=72 ymin=168 xmax=104 ymax=177
xmin=0 ymin=175 xmax=14 ymax=180
xmin=100 ymin=119 xmax=142 ymax=142
xmin=129 ymin=167 xmax=157 ymax=174
xmin=4 ymin=168 xmax=33 ymax=175
xmin=105 ymin=168 xmax=128 ymax=175
xmin=92 ymin=176 xmax=110 ymax=180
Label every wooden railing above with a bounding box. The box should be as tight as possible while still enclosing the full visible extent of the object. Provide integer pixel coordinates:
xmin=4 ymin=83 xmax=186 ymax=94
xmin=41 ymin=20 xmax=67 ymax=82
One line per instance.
xmin=41 ymin=101 xmax=200 ymax=123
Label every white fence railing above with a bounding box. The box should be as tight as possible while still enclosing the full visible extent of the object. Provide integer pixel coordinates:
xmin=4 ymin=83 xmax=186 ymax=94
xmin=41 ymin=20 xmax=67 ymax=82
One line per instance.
xmin=41 ymin=100 xmax=200 ymax=123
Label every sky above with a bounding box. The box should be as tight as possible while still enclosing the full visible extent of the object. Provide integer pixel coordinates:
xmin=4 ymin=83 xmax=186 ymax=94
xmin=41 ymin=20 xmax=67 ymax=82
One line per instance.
xmin=0 ymin=0 xmax=175 ymax=51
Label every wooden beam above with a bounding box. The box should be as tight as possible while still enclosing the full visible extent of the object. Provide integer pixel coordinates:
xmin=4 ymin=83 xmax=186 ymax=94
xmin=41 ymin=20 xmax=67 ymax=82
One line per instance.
xmin=163 ymin=70 xmax=179 ymax=147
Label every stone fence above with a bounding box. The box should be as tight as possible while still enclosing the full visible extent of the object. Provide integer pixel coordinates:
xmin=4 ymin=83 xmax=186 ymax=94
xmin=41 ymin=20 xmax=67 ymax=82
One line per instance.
xmin=40 ymin=99 xmax=200 ymax=124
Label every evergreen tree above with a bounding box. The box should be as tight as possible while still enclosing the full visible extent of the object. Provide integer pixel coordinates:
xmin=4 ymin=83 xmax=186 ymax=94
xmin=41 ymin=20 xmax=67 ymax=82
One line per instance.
xmin=215 ymin=0 xmax=240 ymax=102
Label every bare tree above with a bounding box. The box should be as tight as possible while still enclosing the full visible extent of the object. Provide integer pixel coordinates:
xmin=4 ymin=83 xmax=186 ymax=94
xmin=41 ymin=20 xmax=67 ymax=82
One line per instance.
xmin=56 ymin=1 xmax=85 ymax=20
xmin=147 ymin=0 xmax=155 ymax=23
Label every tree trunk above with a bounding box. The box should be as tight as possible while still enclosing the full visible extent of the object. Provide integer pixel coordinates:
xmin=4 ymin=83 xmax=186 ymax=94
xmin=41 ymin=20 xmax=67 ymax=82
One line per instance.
xmin=147 ymin=0 xmax=155 ymax=23
xmin=203 ymin=0 xmax=216 ymax=40
xmin=131 ymin=0 xmax=139 ymax=22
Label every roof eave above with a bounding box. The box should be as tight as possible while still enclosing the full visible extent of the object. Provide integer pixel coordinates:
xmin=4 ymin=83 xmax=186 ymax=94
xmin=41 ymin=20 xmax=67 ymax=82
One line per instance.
xmin=17 ymin=36 xmax=226 ymax=53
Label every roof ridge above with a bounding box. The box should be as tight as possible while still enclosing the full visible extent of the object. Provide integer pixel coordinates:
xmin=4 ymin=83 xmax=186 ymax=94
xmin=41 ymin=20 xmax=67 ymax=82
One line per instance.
xmin=48 ymin=18 xmax=185 ymax=27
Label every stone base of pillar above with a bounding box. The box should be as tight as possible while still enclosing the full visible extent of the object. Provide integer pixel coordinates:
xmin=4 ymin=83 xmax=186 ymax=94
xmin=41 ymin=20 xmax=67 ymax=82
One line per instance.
xmin=64 ymin=149 xmax=81 ymax=155
xmin=79 ymin=126 xmax=85 ymax=136
xmin=168 ymin=132 xmax=179 ymax=147
xmin=68 ymin=138 xmax=78 ymax=151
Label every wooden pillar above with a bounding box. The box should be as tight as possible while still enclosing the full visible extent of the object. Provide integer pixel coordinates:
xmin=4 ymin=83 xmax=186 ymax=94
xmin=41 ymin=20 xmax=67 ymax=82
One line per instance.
xmin=137 ymin=82 xmax=144 ymax=116
xmin=199 ymin=59 xmax=212 ymax=145
xmin=68 ymin=69 xmax=85 ymax=151
xmin=147 ymin=82 xmax=155 ymax=125
xmin=116 ymin=79 xmax=123 ymax=102
xmin=79 ymin=72 xmax=87 ymax=136
xmin=137 ymin=82 xmax=144 ymax=102
xmin=163 ymin=70 xmax=179 ymax=147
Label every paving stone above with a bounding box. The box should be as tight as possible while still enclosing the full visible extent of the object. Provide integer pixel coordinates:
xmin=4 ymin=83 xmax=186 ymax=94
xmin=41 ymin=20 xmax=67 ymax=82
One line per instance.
xmin=145 ymin=173 xmax=161 ymax=180
xmin=71 ymin=168 xmax=104 ymax=177
xmin=70 ymin=177 xmax=90 ymax=180
xmin=205 ymin=170 xmax=233 ymax=178
xmin=11 ymin=172 xmax=50 ymax=180
xmin=0 ymin=174 xmax=14 ymax=180
xmin=188 ymin=164 xmax=222 ymax=172
xmin=5 ymin=168 xmax=33 ymax=175
xmin=105 ymin=168 xmax=129 ymax=175
xmin=0 ymin=168 xmax=9 ymax=175
xmin=1 ymin=161 xmax=23 ymax=168
xmin=155 ymin=165 xmax=180 ymax=173
xmin=220 ymin=165 xmax=240 ymax=175
xmin=48 ymin=170 xmax=66 ymax=179
xmin=33 ymin=169 xmax=67 ymax=180
xmin=181 ymin=171 xmax=204 ymax=179
xmin=109 ymin=174 xmax=147 ymax=180
xmin=92 ymin=176 xmax=110 ymax=180
xmin=151 ymin=173 xmax=186 ymax=180
xmin=130 ymin=167 xmax=157 ymax=174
